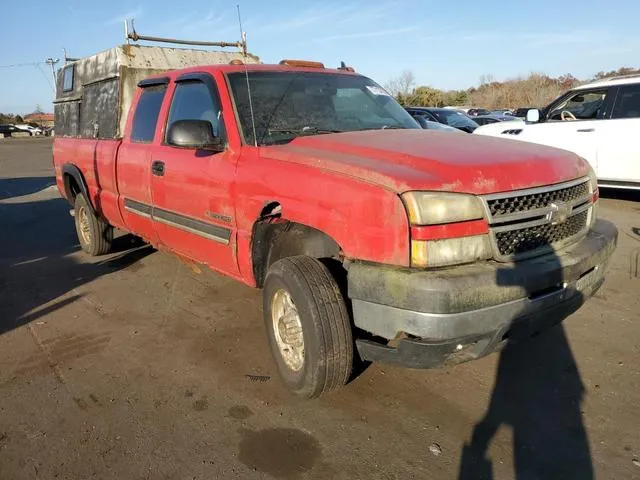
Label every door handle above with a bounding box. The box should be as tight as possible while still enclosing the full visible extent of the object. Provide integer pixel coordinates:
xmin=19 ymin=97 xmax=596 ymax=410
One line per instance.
xmin=151 ymin=160 xmax=165 ymax=176
xmin=576 ymin=128 xmax=595 ymax=133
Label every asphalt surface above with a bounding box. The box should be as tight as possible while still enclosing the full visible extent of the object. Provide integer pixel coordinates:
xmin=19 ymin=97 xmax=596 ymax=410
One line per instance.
xmin=1 ymin=137 xmax=639 ymax=480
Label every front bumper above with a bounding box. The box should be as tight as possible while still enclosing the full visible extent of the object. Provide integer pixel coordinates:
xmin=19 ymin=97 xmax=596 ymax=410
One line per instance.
xmin=348 ymin=219 xmax=617 ymax=369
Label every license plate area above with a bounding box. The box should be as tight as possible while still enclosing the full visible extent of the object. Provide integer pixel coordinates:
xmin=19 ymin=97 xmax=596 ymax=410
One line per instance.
xmin=576 ymin=264 xmax=603 ymax=291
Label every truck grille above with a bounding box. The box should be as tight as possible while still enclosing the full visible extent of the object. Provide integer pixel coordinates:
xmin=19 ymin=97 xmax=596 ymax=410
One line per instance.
xmin=495 ymin=210 xmax=588 ymax=256
xmin=487 ymin=181 xmax=589 ymax=217
xmin=483 ymin=178 xmax=593 ymax=261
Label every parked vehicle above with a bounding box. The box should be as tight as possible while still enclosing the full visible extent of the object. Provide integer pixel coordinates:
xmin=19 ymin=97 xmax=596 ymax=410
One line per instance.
xmin=16 ymin=124 xmax=42 ymax=135
xmin=473 ymin=114 xmax=521 ymax=126
xmin=405 ymin=107 xmax=479 ymax=132
xmin=53 ymin=44 xmax=617 ymax=398
xmin=412 ymin=115 xmax=461 ymax=132
xmin=467 ymin=108 xmax=491 ymax=117
xmin=513 ymin=107 xmax=537 ymax=118
xmin=489 ymin=109 xmax=513 ymax=116
xmin=475 ymin=74 xmax=640 ymax=190
xmin=0 ymin=124 xmax=31 ymax=137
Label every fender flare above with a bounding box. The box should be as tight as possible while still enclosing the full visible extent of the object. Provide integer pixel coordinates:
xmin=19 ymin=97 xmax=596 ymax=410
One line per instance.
xmin=61 ymin=164 xmax=92 ymax=209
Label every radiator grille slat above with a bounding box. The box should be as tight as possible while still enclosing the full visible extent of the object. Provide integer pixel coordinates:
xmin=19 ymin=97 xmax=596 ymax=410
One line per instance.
xmin=483 ymin=179 xmax=592 ymax=260
xmin=495 ymin=211 xmax=588 ymax=256
xmin=488 ymin=181 xmax=589 ymax=217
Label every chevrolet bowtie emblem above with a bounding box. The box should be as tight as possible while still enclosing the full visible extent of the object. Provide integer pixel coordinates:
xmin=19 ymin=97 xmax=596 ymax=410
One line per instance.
xmin=546 ymin=201 xmax=571 ymax=225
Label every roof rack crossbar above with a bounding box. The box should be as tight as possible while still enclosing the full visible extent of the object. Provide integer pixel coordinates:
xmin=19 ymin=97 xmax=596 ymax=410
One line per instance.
xmin=125 ymin=19 xmax=247 ymax=55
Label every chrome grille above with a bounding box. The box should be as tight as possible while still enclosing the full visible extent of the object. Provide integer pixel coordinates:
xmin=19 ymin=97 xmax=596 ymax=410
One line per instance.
xmin=487 ymin=180 xmax=589 ymax=217
xmin=483 ymin=178 xmax=593 ymax=260
xmin=495 ymin=210 xmax=588 ymax=256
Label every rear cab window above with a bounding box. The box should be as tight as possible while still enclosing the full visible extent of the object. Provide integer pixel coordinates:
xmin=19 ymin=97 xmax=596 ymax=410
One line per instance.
xmin=611 ymin=84 xmax=640 ymax=119
xmin=131 ymin=84 xmax=167 ymax=143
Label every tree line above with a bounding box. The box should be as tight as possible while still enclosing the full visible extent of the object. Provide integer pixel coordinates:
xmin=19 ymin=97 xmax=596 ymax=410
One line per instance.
xmin=385 ymin=67 xmax=640 ymax=109
xmin=0 ymin=113 xmax=25 ymax=124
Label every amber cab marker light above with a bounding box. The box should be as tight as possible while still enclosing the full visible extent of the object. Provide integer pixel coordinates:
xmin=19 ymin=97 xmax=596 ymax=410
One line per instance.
xmin=229 ymin=59 xmax=244 ymax=65
xmin=279 ymin=59 xmax=325 ymax=69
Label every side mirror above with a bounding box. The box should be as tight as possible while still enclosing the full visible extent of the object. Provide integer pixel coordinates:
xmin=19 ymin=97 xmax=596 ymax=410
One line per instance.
xmin=526 ymin=109 xmax=540 ymax=123
xmin=167 ymin=120 xmax=224 ymax=151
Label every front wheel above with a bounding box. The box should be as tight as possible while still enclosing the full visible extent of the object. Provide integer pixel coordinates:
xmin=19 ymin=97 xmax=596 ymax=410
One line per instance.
xmin=263 ymin=256 xmax=353 ymax=398
xmin=74 ymin=194 xmax=113 ymax=256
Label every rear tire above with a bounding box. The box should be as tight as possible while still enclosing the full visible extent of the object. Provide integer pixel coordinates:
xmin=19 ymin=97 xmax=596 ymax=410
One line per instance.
xmin=263 ymin=256 xmax=353 ymax=398
xmin=74 ymin=194 xmax=113 ymax=256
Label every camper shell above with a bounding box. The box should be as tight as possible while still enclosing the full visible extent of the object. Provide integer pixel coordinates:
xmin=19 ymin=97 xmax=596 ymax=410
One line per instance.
xmin=54 ymin=44 xmax=260 ymax=139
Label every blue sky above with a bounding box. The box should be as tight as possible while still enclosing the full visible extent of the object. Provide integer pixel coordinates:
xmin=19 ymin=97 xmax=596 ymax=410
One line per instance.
xmin=1 ymin=0 xmax=639 ymax=114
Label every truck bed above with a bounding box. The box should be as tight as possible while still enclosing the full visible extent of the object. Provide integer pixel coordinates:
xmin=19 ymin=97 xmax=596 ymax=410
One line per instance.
xmin=53 ymin=137 xmax=125 ymax=230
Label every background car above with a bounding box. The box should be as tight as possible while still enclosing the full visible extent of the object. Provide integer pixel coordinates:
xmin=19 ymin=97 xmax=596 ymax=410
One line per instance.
xmin=475 ymin=75 xmax=640 ymax=190
xmin=413 ymin=116 xmax=461 ymax=131
xmin=0 ymin=124 xmax=32 ymax=137
xmin=467 ymin=108 xmax=491 ymax=116
xmin=406 ymin=107 xmax=479 ymax=133
xmin=15 ymin=124 xmax=42 ymax=135
xmin=473 ymin=114 xmax=521 ymax=126
xmin=489 ymin=109 xmax=514 ymax=116
xmin=513 ymin=107 xmax=537 ymax=118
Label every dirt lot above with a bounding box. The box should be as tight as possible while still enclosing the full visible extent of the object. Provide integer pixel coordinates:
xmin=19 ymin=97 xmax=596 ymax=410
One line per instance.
xmin=1 ymin=137 xmax=639 ymax=480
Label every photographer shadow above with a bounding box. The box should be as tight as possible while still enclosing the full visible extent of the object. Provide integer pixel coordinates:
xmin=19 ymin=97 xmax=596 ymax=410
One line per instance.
xmin=458 ymin=247 xmax=594 ymax=479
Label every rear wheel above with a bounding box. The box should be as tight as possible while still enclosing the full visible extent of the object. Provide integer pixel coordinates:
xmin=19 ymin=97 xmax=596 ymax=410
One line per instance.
xmin=263 ymin=256 xmax=353 ymax=398
xmin=74 ymin=194 xmax=113 ymax=256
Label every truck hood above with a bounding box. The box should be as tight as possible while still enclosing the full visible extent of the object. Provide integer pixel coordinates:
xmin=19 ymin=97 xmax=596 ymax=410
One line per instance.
xmin=263 ymin=129 xmax=588 ymax=194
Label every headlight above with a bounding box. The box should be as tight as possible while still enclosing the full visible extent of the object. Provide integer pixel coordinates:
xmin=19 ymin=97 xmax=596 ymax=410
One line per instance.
xmin=402 ymin=192 xmax=485 ymax=225
xmin=411 ymin=235 xmax=492 ymax=268
xmin=587 ymin=164 xmax=598 ymax=195
xmin=402 ymin=192 xmax=491 ymax=267
xmin=586 ymin=165 xmax=599 ymax=228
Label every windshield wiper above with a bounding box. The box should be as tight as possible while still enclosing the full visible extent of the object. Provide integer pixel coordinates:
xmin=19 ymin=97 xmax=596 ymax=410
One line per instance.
xmin=268 ymin=127 xmax=345 ymax=136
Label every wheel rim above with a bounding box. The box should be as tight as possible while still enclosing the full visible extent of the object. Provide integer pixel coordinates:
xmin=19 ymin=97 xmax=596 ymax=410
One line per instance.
xmin=78 ymin=206 xmax=91 ymax=245
xmin=271 ymin=289 xmax=304 ymax=372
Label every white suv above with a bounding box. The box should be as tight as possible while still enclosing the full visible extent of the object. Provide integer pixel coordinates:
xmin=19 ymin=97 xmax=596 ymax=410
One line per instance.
xmin=474 ymin=75 xmax=640 ymax=190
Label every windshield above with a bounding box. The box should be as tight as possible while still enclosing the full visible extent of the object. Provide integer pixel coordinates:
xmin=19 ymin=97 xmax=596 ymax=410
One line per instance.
xmin=431 ymin=110 xmax=479 ymax=129
xmin=227 ymin=71 xmax=420 ymax=145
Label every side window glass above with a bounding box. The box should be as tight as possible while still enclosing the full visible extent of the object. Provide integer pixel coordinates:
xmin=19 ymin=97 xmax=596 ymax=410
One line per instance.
xmin=612 ymin=84 xmax=640 ymax=119
xmin=167 ymin=81 xmax=222 ymax=138
xmin=548 ymin=89 xmax=608 ymax=121
xmin=62 ymin=66 xmax=74 ymax=92
xmin=131 ymin=85 xmax=166 ymax=143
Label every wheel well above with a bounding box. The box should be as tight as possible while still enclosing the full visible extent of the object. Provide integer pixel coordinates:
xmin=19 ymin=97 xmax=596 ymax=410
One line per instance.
xmin=63 ymin=172 xmax=81 ymax=201
xmin=251 ymin=213 xmax=342 ymax=288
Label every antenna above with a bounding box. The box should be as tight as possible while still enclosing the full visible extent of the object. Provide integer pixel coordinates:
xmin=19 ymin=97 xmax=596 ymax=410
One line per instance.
xmin=237 ymin=4 xmax=258 ymax=147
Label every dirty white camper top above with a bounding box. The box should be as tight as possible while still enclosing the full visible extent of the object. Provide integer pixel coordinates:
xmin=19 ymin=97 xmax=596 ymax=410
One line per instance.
xmin=54 ymin=44 xmax=260 ymax=138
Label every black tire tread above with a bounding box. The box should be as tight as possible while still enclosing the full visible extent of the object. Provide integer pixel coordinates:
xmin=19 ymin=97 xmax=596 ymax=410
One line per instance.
xmin=74 ymin=194 xmax=113 ymax=256
xmin=274 ymin=256 xmax=352 ymax=395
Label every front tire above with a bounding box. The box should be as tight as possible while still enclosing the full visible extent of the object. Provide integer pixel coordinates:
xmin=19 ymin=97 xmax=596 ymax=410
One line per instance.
xmin=74 ymin=194 xmax=113 ymax=256
xmin=263 ymin=256 xmax=353 ymax=398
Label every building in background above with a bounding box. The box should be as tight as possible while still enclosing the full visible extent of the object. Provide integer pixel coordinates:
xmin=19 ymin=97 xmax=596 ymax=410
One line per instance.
xmin=23 ymin=112 xmax=54 ymax=128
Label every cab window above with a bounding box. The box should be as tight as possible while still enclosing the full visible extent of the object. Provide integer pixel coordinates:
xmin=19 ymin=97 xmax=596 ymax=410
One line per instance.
xmin=167 ymin=80 xmax=222 ymax=139
xmin=547 ymin=89 xmax=608 ymax=121
xmin=611 ymin=84 xmax=640 ymax=119
xmin=131 ymin=85 xmax=167 ymax=143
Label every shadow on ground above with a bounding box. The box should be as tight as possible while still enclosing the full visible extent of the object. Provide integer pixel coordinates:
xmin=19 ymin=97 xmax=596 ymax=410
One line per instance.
xmin=458 ymin=239 xmax=593 ymax=478
xmin=0 ymin=176 xmax=153 ymax=335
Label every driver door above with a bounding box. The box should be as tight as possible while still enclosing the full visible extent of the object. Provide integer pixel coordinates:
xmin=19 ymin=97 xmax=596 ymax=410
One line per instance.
xmin=518 ymin=88 xmax=611 ymax=172
xmin=150 ymin=73 xmax=240 ymax=277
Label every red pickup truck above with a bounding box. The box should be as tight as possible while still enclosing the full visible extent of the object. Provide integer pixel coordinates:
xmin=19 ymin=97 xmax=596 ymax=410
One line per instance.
xmin=53 ymin=57 xmax=617 ymax=397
